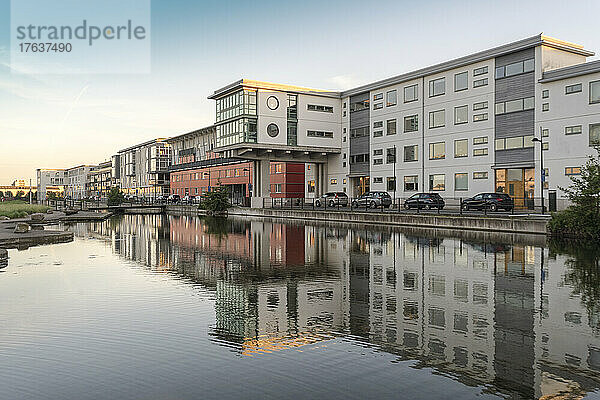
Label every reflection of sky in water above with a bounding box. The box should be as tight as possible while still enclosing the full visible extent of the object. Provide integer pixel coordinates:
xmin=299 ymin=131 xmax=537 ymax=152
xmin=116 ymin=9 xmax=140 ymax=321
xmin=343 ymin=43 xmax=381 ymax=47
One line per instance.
xmin=1 ymin=214 xmax=600 ymax=400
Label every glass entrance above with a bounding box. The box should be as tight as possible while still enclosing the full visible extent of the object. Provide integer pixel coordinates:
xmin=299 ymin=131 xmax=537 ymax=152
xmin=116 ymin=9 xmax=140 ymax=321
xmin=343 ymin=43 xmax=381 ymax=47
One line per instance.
xmin=352 ymin=176 xmax=370 ymax=196
xmin=495 ymin=168 xmax=535 ymax=209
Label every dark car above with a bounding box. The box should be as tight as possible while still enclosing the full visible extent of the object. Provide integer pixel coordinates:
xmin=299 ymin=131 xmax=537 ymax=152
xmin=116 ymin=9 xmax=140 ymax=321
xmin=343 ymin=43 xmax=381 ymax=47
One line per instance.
xmin=461 ymin=192 xmax=514 ymax=211
xmin=315 ymin=192 xmax=349 ymax=207
xmin=155 ymin=194 xmax=168 ymax=203
xmin=352 ymin=191 xmax=393 ymax=208
xmin=403 ymin=193 xmax=445 ymax=210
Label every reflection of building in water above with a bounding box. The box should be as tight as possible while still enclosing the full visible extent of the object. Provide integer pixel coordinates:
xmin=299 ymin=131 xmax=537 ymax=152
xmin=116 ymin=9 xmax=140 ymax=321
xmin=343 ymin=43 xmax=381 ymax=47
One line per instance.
xmin=83 ymin=216 xmax=600 ymax=398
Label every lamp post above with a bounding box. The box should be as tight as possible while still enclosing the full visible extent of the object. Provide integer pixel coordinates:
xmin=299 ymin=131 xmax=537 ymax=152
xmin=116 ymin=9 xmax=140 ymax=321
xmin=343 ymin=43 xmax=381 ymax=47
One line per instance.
xmin=532 ymin=129 xmax=545 ymax=214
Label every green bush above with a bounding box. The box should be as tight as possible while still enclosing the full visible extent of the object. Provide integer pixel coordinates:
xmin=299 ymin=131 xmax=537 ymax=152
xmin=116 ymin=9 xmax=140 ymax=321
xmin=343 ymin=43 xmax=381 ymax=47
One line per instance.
xmin=549 ymin=149 xmax=600 ymax=239
xmin=107 ymin=187 xmax=125 ymax=206
xmin=199 ymin=186 xmax=230 ymax=213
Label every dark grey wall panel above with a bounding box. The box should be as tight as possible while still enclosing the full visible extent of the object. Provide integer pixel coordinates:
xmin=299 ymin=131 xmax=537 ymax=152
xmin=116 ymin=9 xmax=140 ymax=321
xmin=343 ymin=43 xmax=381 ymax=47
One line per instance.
xmin=494 ymin=148 xmax=534 ymax=167
xmin=350 ymin=136 xmax=369 ymax=155
xmin=350 ymin=162 xmax=369 ymax=175
xmin=494 ymin=73 xmax=535 ymax=102
xmin=495 ymin=110 xmax=535 ymax=138
xmin=350 ymin=110 xmax=370 ymax=129
xmin=495 ymin=48 xmax=534 ymax=67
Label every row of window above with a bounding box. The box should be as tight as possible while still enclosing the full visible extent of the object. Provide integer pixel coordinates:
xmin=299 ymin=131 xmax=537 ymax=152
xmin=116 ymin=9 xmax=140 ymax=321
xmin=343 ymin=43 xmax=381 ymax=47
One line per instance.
xmin=542 ymin=80 xmax=600 ymax=105
xmin=429 ymin=105 xmax=489 ymax=129
xmin=307 ymin=104 xmax=334 ymax=113
xmin=542 ymin=123 xmax=600 ymax=146
xmin=365 ymin=66 xmax=491 ymax=111
xmin=371 ymin=172 xmax=489 ymax=192
xmin=495 ymin=96 xmax=534 ymax=115
xmin=495 ymin=58 xmax=535 ymax=79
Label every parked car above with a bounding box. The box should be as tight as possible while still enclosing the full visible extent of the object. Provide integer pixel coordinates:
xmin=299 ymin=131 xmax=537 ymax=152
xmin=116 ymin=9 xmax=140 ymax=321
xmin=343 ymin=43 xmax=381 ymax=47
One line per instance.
xmin=352 ymin=191 xmax=393 ymax=209
xmin=167 ymin=194 xmax=181 ymax=203
xmin=182 ymin=195 xmax=195 ymax=204
xmin=155 ymin=194 xmax=167 ymax=203
xmin=315 ymin=192 xmax=349 ymax=207
xmin=403 ymin=193 xmax=445 ymax=210
xmin=461 ymin=192 xmax=514 ymax=211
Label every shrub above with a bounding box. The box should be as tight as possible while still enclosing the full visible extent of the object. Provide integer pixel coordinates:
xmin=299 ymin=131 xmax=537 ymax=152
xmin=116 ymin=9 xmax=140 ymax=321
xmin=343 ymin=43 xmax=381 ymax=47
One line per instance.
xmin=549 ymin=149 xmax=600 ymax=239
xmin=199 ymin=186 xmax=230 ymax=213
xmin=107 ymin=187 xmax=125 ymax=206
xmin=0 ymin=200 xmax=50 ymax=219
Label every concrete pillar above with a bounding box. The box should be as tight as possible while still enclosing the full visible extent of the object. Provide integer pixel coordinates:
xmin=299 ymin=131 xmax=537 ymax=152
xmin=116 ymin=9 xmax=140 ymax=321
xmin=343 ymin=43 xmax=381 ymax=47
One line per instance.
xmin=251 ymin=160 xmax=271 ymax=208
xmin=314 ymin=164 xmax=321 ymax=197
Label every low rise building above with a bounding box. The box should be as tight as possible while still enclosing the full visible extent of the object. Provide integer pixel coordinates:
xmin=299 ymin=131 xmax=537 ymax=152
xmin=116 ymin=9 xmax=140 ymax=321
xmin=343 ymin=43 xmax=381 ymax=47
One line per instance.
xmin=36 ymin=168 xmax=66 ymax=201
xmin=86 ymin=160 xmax=113 ymax=199
xmin=117 ymin=138 xmax=171 ymax=198
xmin=65 ymin=165 xmax=95 ymax=199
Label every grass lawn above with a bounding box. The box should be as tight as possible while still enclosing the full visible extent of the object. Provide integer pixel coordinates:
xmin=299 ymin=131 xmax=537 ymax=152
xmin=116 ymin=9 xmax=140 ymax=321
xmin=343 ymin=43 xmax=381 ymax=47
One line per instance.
xmin=0 ymin=200 xmax=50 ymax=219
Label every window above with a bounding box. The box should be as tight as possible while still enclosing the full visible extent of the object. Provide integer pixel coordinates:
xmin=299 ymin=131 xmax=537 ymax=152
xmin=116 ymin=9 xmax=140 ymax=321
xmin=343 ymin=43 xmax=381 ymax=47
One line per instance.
xmin=473 ymin=78 xmax=488 ymax=88
xmin=590 ymin=81 xmax=600 ymax=104
xmin=473 ymin=136 xmax=488 ymax=145
xmin=565 ymin=167 xmax=581 ymax=176
xmin=387 ymin=119 xmax=397 ymax=135
xmin=542 ymin=103 xmax=549 ymax=112
xmin=373 ymin=121 xmax=383 ymax=128
xmin=272 ymin=183 xmax=282 ymax=193
xmin=373 ymin=93 xmax=383 ymax=101
xmin=373 ymin=149 xmax=383 ymax=156
xmin=454 ymin=105 xmax=468 ymax=124
xmin=429 ymin=174 xmax=445 ymax=191
xmin=455 ymin=72 xmax=468 ymax=92
xmin=495 ymin=135 xmax=534 ymax=150
xmin=404 ymin=84 xmax=418 ymax=102
xmin=387 ymin=177 xmax=396 ymax=192
xmin=495 ymin=97 xmax=535 ymax=114
xmin=307 ymin=181 xmax=315 ymax=193
xmin=473 ymin=66 xmax=488 ymax=76
xmin=373 ymin=177 xmax=383 ymax=184
xmin=473 ymin=172 xmax=488 ymax=179
xmin=429 ymin=109 xmax=445 ymax=128
xmin=307 ymin=130 xmax=333 ymax=138
xmin=565 ymin=83 xmax=582 ymax=94
xmin=542 ymin=89 xmax=549 ymax=98
xmin=404 ymin=115 xmax=419 ymax=132
xmin=590 ymin=124 xmax=600 ymax=146
xmin=543 ymin=142 xmax=549 ymax=151
xmin=350 ymin=154 xmax=369 ymax=163
xmin=330 ymin=179 xmax=337 ymax=185
xmin=404 ymin=176 xmax=418 ymax=191
xmin=495 ymin=59 xmax=534 ymax=79
xmin=429 ymin=142 xmax=445 ymax=160
xmin=373 ymin=130 xmax=383 ymax=137
xmin=429 ymin=77 xmax=445 ymax=97
xmin=473 ymin=101 xmax=488 ymax=111
xmin=454 ymin=139 xmax=468 ymax=158
xmin=386 ymin=90 xmax=397 ymax=106
xmin=350 ymin=99 xmax=369 ymax=112
xmin=473 ymin=148 xmax=488 ymax=156
xmin=373 ymin=102 xmax=383 ymax=110
xmin=386 ymin=147 xmax=396 ymax=164
xmin=404 ymin=145 xmax=418 ymax=162
xmin=307 ymin=104 xmax=333 ymax=113
xmin=350 ymin=127 xmax=369 ymax=138
xmin=455 ymin=173 xmax=468 ymax=191
xmin=565 ymin=125 xmax=582 ymax=135
xmin=542 ymin=129 xmax=549 ymax=137
xmin=473 ymin=113 xmax=488 ymax=122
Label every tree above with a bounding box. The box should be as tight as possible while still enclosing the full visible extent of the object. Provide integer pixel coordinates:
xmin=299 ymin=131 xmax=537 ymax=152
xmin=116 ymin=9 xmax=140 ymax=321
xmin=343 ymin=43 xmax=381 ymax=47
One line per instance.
xmin=549 ymin=148 xmax=600 ymax=238
xmin=107 ymin=187 xmax=125 ymax=206
xmin=199 ymin=185 xmax=230 ymax=214
xmin=14 ymin=190 xmax=25 ymax=199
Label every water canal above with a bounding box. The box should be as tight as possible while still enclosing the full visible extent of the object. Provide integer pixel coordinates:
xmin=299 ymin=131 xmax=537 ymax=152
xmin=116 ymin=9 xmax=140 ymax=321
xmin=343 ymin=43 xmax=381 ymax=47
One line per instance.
xmin=1 ymin=215 xmax=599 ymax=399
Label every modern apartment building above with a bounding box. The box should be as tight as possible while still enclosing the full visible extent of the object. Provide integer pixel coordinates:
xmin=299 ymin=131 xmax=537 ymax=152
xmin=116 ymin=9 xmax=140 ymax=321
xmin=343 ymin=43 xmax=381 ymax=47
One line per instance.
xmin=117 ymin=138 xmax=171 ymax=197
xmin=85 ymin=160 xmax=113 ymax=199
xmin=167 ymin=125 xmax=306 ymax=202
xmin=65 ymin=165 xmax=95 ymax=199
xmin=209 ymin=34 xmax=599 ymax=209
xmin=36 ymin=168 xmax=66 ymax=201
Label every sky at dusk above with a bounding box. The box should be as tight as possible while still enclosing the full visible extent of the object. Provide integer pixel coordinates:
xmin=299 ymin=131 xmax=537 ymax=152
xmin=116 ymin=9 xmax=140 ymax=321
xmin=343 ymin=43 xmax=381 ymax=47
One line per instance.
xmin=1 ymin=0 xmax=599 ymax=184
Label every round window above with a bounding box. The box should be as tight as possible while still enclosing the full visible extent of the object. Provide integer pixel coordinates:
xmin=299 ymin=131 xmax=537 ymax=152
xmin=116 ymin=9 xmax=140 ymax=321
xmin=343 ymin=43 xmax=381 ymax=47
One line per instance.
xmin=267 ymin=96 xmax=279 ymax=110
xmin=267 ymin=123 xmax=279 ymax=138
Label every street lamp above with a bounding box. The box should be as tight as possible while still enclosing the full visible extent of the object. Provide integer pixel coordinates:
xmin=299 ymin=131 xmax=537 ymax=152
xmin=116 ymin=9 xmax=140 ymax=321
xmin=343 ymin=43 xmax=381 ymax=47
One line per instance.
xmin=532 ymin=131 xmax=545 ymax=214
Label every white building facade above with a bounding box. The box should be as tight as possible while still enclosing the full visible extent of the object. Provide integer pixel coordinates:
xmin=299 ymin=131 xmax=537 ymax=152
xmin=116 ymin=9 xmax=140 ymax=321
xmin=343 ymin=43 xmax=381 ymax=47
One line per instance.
xmin=211 ymin=35 xmax=599 ymax=210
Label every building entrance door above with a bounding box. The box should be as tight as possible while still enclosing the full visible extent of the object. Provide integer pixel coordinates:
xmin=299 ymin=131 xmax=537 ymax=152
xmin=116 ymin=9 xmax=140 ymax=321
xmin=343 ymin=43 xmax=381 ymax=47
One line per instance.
xmin=352 ymin=176 xmax=370 ymax=196
xmin=495 ymin=168 xmax=535 ymax=209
